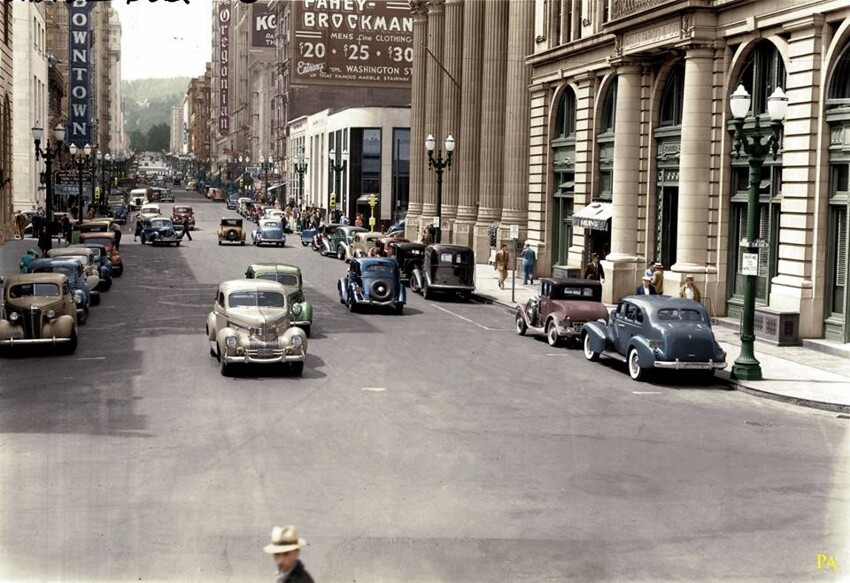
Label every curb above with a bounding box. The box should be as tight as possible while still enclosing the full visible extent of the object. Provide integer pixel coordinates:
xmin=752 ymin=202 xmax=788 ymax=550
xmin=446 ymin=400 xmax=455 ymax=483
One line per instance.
xmin=471 ymin=292 xmax=514 ymax=311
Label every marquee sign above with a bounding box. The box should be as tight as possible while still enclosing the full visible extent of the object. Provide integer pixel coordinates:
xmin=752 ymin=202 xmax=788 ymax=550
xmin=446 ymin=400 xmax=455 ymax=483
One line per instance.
xmin=218 ymin=1 xmax=232 ymax=136
xmin=67 ymin=0 xmax=95 ymax=147
xmin=291 ymin=0 xmax=413 ymax=87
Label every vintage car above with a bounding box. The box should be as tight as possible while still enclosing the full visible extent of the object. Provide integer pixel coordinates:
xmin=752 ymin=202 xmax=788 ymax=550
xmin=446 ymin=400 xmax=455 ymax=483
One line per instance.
xmin=27 ymin=259 xmax=91 ymax=324
xmin=106 ymin=203 xmax=128 ymax=224
xmin=79 ymin=232 xmax=123 ymax=277
xmin=79 ymin=219 xmax=115 ymax=234
xmin=47 ymin=247 xmax=103 ymax=301
xmin=153 ymin=187 xmax=174 ymax=202
xmin=323 ymin=225 xmax=367 ymax=259
xmin=581 ymin=295 xmax=727 ymax=381
xmin=245 ymin=263 xmax=312 ymax=336
xmin=515 ymin=278 xmax=608 ymax=347
xmin=129 ymin=188 xmax=149 ymax=210
xmin=345 ymin=231 xmax=384 ymax=261
xmin=209 ymin=188 xmax=227 ymax=202
xmin=410 ymin=244 xmax=476 ymax=301
xmin=338 ymin=257 xmax=406 ymax=314
xmin=371 ymin=236 xmax=410 ymax=259
xmin=218 ymin=217 xmax=246 ymax=245
xmin=226 ymin=193 xmax=240 ymax=210
xmin=391 ymin=242 xmax=426 ymax=283
xmin=70 ymin=243 xmax=113 ymax=289
xmin=171 ymin=205 xmax=195 ymax=230
xmin=206 ymin=279 xmax=308 ymax=376
xmin=0 ymin=273 xmax=78 ymax=353
xmin=138 ymin=203 xmax=161 ymax=221
xmin=140 ymin=217 xmax=183 ymax=246
xmin=251 ymin=219 xmax=286 ymax=247
xmin=237 ymin=197 xmax=254 ymax=216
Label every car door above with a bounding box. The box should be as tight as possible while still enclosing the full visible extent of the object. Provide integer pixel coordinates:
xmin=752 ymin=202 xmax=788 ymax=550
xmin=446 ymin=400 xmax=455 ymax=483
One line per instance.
xmin=615 ymin=302 xmax=644 ymax=354
xmin=537 ymin=281 xmax=552 ymax=327
xmin=214 ymin=289 xmax=227 ymax=333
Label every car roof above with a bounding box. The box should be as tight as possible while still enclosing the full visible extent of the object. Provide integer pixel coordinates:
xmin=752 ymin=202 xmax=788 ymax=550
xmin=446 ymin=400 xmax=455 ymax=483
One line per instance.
xmin=394 ymin=242 xmax=426 ymax=250
xmin=5 ymin=272 xmax=68 ymax=287
xmin=49 ymin=247 xmax=93 ymax=257
xmin=354 ymin=257 xmax=397 ymax=267
xmin=247 ymin=263 xmax=301 ymax=274
xmin=621 ymin=295 xmax=708 ymax=311
xmin=339 ymin=226 xmax=367 ymax=233
xmin=80 ymin=232 xmax=115 ymax=240
xmin=429 ymin=244 xmax=474 ymax=253
xmin=541 ymin=277 xmax=602 ymax=289
xmin=219 ymin=279 xmax=287 ymax=294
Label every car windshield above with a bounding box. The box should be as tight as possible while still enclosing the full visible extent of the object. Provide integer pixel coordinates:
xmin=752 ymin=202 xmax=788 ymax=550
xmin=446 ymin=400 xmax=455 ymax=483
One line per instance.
xmin=150 ymin=219 xmax=170 ymax=228
xmin=87 ymin=248 xmax=103 ymax=259
xmin=32 ymin=266 xmax=75 ymax=278
xmin=174 ymin=207 xmax=191 ymax=213
xmin=657 ymin=308 xmax=705 ymax=322
xmin=228 ymin=290 xmax=285 ymax=308
xmin=261 ymin=221 xmax=280 ymax=229
xmin=9 ymin=283 xmax=61 ymax=298
xmin=222 ymin=219 xmax=241 ymax=227
xmin=439 ymin=252 xmax=471 ymax=265
xmin=552 ymin=286 xmax=598 ymax=300
xmin=364 ymin=263 xmax=393 ymax=275
xmin=258 ymin=273 xmax=299 ymax=286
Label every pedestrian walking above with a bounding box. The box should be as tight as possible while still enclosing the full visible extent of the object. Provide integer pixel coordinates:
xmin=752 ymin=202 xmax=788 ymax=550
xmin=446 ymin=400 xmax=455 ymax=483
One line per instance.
xmin=635 ymin=275 xmax=657 ymax=295
xmin=181 ymin=216 xmax=192 ymax=241
xmin=111 ymin=220 xmax=123 ymax=250
xmin=494 ymin=242 xmax=509 ymax=290
xmin=521 ymin=240 xmax=536 ymax=285
xmin=583 ymin=252 xmax=605 ymax=282
xmin=134 ymin=216 xmax=143 ymax=242
xmin=679 ymin=274 xmax=702 ymax=302
xmin=651 ymin=263 xmax=665 ymax=295
xmin=14 ymin=210 xmax=25 ymax=239
xmin=37 ymin=225 xmax=52 ymax=258
xmin=263 ymin=525 xmax=314 ymax=583
xmin=62 ymin=216 xmax=72 ymax=247
xmin=19 ymin=248 xmax=38 ymax=273
xmin=30 ymin=212 xmax=43 ymax=241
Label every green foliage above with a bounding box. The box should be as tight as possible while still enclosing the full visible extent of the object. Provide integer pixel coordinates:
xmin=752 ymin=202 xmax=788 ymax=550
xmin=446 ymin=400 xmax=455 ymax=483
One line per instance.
xmin=122 ymin=77 xmax=190 ymax=140
xmin=147 ymin=123 xmax=171 ymax=152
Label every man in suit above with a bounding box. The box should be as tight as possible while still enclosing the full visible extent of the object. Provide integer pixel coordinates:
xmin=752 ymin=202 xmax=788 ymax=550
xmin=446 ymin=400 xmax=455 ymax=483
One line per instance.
xmin=264 ymin=525 xmax=314 ymax=583
xmin=634 ymin=275 xmax=657 ymax=295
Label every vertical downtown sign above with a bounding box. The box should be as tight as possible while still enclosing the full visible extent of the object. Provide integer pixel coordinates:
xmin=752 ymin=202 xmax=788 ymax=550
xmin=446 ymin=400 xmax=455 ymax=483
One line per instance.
xmin=68 ymin=0 xmax=95 ymax=147
xmin=218 ymin=1 xmax=232 ymax=136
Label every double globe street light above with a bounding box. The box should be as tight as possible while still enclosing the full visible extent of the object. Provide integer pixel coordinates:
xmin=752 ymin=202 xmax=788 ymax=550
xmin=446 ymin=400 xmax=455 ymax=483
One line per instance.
xmin=293 ymin=152 xmax=308 ymax=210
xmin=329 ymin=148 xmax=347 ymax=220
xmin=425 ymin=133 xmax=455 ymax=244
xmin=728 ymin=83 xmax=788 ymax=381
xmin=69 ymin=143 xmax=92 ymax=220
xmin=31 ymin=121 xmax=66 ymax=225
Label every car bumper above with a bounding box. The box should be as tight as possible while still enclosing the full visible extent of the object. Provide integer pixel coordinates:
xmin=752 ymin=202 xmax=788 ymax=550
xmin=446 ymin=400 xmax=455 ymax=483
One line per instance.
xmin=0 ymin=336 xmax=72 ymax=346
xmin=292 ymin=319 xmax=311 ymax=328
xmin=555 ymin=321 xmax=585 ymax=338
xmin=654 ymin=359 xmax=726 ymax=370
xmin=222 ymin=347 xmax=305 ymax=364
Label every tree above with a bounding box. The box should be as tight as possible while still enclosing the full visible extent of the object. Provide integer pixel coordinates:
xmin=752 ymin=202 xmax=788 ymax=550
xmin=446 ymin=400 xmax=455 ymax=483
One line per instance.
xmin=146 ymin=123 xmax=170 ymax=152
xmin=129 ymin=129 xmax=147 ymax=152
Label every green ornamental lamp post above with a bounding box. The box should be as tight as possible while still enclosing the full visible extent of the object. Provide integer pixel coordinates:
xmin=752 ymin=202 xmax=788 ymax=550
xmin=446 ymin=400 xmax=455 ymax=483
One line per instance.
xmin=425 ymin=133 xmax=455 ymax=244
xmin=329 ymin=148 xmax=348 ymax=221
xmin=293 ymin=151 xmax=308 ymax=210
xmin=728 ymin=83 xmax=788 ymax=381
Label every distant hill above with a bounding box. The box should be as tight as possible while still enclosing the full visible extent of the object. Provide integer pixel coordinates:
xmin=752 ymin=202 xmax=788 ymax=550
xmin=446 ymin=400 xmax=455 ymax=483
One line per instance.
xmin=122 ymin=77 xmax=190 ymax=139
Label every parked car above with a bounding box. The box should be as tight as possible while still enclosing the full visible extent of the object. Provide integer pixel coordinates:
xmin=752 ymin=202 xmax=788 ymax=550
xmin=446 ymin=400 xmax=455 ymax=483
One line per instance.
xmin=0 ymin=273 xmax=78 ymax=354
xmin=251 ymin=219 xmax=286 ymax=247
xmin=374 ymin=236 xmax=409 ymax=258
xmin=47 ymin=247 xmax=103 ymax=300
xmin=206 ymin=279 xmax=308 ymax=376
xmin=209 ymin=188 xmax=227 ymax=202
xmin=323 ymin=225 xmax=367 ymax=259
xmin=386 ymin=218 xmax=405 ymax=238
xmin=391 ymin=242 xmax=426 ymax=283
xmin=27 ymin=259 xmax=91 ymax=325
xmin=515 ymin=278 xmax=608 ymax=347
xmin=218 ymin=217 xmax=246 ymax=245
xmin=78 ymin=232 xmax=123 ymax=277
xmin=129 ymin=188 xmax=149 ymax=210
xmin=140 ymin=217 xmax=183 ymax=246
xmin=70 ymin=243 xmax=112 ymax=290
xmin=107 ymin=203 xmax=128 ymax=224
xmin=338 ymin=257 xmax=406 ymax=314
xmin=155 ymin=187 xmax=174 ymax=202
xmin=138 ymin=203 xmax=161 ymax=221
xmin=245 ymin=263 xmax=312 ymax=336
xmin=79 ymin=219 xmax=115 ymax=234
xmin=410 ymin=244 xmax=476 ymax=301
xmin=226 ymin=193 xmax=240 ymax=210
xmin=345 ymin=231 xmax=383 ymax=261
xmin=171 ymin=205 xmax=195 ymax=230
xmin=581 ymin=295 xmax=727 ymax=381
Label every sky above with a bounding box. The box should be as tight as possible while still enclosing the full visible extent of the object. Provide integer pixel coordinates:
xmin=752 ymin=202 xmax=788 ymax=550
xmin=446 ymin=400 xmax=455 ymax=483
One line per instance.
xmin=112 ymin=0 xmax=213 ymax=81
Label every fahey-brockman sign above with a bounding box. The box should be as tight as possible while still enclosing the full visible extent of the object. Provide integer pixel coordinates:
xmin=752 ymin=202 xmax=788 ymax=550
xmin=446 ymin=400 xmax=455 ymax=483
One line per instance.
xmin=291 ymin=0 xmax=412 ymax=87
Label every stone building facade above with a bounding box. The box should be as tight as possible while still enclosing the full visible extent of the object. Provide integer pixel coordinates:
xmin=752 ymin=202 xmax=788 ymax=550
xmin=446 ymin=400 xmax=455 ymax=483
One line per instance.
xmin=187 ymin=73 xmax=211 ymax=164
xmin=0 ymin=2 xmax=12 ymax=242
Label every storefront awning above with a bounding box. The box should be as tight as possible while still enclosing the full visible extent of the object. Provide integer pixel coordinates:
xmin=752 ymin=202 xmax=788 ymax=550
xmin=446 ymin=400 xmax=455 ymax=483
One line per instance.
xmin=356 ymin=194 xmax=379 ymax=203
xmin=266 ymin=183 xmax=285 ymax=192
xmin=572 ymin=202 xmax=612 ymax=231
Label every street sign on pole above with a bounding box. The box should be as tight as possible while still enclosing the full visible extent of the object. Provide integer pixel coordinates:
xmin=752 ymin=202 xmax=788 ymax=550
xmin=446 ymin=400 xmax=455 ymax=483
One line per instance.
xmin=509 ymin=224 xmax=519 ymax=240
xmin=741 ymin=252 xmax=759 ymax=276
xmin=433 ymin=216 xmax=441 ymax=229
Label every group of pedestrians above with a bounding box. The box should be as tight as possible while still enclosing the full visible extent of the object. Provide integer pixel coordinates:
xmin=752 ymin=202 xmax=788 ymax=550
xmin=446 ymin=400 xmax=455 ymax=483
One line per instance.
xmin=493 ymin=241 xmax=538 ymax=289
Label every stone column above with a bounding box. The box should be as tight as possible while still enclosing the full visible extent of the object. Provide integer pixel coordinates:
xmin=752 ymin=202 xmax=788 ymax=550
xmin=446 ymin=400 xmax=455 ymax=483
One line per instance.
xmin=421 ymin=0 xmax=445 ymax=226
xmin=500 ymin=0 xmax=534 ymax=241
xmin=671 ymin=47 xmax=714 ymax=281
xmin=453 ymin=0 xmax=485 ymax=247
xmin=440 ymin=0 xmax=463 ymax=238
xmin=405 ymin=0 xmax=429 ymax=241
xmin=605 ymin=63 xmax=642 ymax=302
xmin=473 ymin=0 xmax=509 ymax=259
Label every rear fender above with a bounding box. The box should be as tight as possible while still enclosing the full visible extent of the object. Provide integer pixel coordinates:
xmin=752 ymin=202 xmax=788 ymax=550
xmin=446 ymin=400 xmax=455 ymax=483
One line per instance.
xmin=628 ymin=337 xmax=656 ymax=368
xmin=515 ymin=306 xmax=530 ymax=326
xmin=582 ymin=322 xmax=608 ymax=354
xmin=397 ymin=284 xmax=406 ymax=304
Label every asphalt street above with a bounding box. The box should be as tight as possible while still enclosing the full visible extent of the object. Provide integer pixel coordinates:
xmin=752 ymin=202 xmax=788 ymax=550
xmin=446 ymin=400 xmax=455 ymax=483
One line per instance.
xmin=0 ymin=189 xmax=849 ymax=582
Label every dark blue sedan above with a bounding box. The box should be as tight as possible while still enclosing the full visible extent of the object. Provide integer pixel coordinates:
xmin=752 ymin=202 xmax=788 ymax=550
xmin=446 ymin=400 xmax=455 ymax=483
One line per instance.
xmin=338 ymin=257 xmax=406 ymax=315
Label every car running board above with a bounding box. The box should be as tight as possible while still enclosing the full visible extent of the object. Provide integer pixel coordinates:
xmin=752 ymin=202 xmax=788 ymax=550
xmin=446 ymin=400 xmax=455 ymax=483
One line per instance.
xmin=602 ymin=351 xmax=627 ymax=363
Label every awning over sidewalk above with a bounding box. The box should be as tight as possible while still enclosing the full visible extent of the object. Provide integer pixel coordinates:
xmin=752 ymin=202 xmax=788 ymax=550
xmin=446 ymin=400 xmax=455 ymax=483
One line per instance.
xmin=266 ymin=183 xmax=285 ymax=192
xmin=572 ymin=202 xmax=612 ymax=231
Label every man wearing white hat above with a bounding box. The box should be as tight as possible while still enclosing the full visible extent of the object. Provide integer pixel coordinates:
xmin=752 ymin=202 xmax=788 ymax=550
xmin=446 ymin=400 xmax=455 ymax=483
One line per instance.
xmin=263 ymin=525 xmax=314 ymax=583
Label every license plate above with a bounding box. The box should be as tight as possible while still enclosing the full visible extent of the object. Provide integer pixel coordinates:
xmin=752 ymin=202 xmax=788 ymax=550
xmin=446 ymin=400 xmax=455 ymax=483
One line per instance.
xmin=256 ymin=349 xmax=275 ymax=358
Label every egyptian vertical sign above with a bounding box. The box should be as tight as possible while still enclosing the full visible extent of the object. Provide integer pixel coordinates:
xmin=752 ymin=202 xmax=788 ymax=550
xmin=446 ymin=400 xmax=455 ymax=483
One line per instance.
xmin=252 ymin=1 xmax=276 ymax=49
xmin=68 ymin=0 xmax=95 ymax=147
xmin=218 ymin=1 xmax=232 ymax=136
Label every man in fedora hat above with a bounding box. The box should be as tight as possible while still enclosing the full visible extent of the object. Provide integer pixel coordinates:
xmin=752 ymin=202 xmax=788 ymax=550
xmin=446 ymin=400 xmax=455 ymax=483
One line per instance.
xmin=263 ymin=525 xmax=314 ymax=583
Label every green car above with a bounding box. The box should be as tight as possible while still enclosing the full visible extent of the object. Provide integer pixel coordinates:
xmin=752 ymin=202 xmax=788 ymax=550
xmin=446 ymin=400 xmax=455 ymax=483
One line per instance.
xmin=244 ymin=263 xmax=313 ymax=337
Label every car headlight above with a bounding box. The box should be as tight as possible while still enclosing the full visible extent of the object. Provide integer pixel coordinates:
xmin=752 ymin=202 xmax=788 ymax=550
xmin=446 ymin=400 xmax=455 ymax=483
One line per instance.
xmin=46 ymin=310 xmax=56 ymax=319
xmin=291 ymin=303 xmax=302 ymax=315
xmin=8 ymin=311 xmax=19 ymax=323
xmin=74 ymin=290 xmax=85 ymax=304
xmin=225 ymin=335 xmax=238 ymax=349
xmin=291 ymin=334 xmax=303 ymax=348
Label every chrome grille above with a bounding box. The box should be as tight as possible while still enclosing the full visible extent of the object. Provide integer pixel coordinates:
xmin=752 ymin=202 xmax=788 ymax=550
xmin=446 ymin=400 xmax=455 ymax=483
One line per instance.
xmin=246 ymin=338 xmax=282 ymax=358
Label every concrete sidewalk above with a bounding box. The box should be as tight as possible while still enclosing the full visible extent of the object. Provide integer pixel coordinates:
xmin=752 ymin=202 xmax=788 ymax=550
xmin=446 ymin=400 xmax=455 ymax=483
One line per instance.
xmin=471 ymin=263 xmax=850 ymax=414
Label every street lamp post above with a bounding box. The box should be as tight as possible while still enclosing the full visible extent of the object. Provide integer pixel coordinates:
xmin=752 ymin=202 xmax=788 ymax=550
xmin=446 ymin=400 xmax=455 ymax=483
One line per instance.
xmin=329 ymin=148 xmax=347 ymax=221
xmin=69 ymin=143 xmax=92 ymax=220
xmin=728 ymin=84 xmax=788 ymax=381
xmin=259 ymin=154 xmax=274 ymax=205
xmin=31 ymin=122 xmax=66 ymax=226
xmin=293 ymin=152 xmax=308 ymax=211
xmin=425 ymin=134 xmax=455 ymax=244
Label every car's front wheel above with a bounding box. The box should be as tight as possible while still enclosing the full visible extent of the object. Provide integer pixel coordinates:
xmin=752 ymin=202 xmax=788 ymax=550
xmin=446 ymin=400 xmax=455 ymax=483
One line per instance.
xmin=394 ymin=303 xmax=404 ymax=315
xmin=219 ymin=348 xmax=231 ymax=377
xmin=347 ymin=292 xmax=358 ymax=313
xmin=583 ymin=333 xmax=600 ymax=361
xmin=628 ymin=347 xmax=646 ymax=381
xmin=515 ymin=312 xmax=527 ymax=336
xmin=61 ymin=328 xmax=78 ymax=355
xmin=337 ymin=247 xmax=345 ymax=260
xmin=300 ymin=324 xmax=311 ymax=338
xmin=291 ymin=361 xmax=304 ymax=377
xmin=546 ymin=320 xmax=560 ymax=347
xmin=78 ymin=307 xmax=88 ymax=326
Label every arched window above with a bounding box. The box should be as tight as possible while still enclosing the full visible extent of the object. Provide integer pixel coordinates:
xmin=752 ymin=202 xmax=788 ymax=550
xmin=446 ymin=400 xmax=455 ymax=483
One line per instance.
xmin=828 ymin=43 xmax=850 ymax=109
xmin=551 ymin=86 xmax=576 ymax=266
xmin=597 ymin=78 xmax=617 ymax=201
xmin=659 ymin=62 xmax=684 ymax=127
xmin=599 ymin=79 xmax=617 ymax=134
xmin=737 ymin=40 xmax=786 ymax=116
xmin=554 ymin=89 xmax=576 ymax=139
